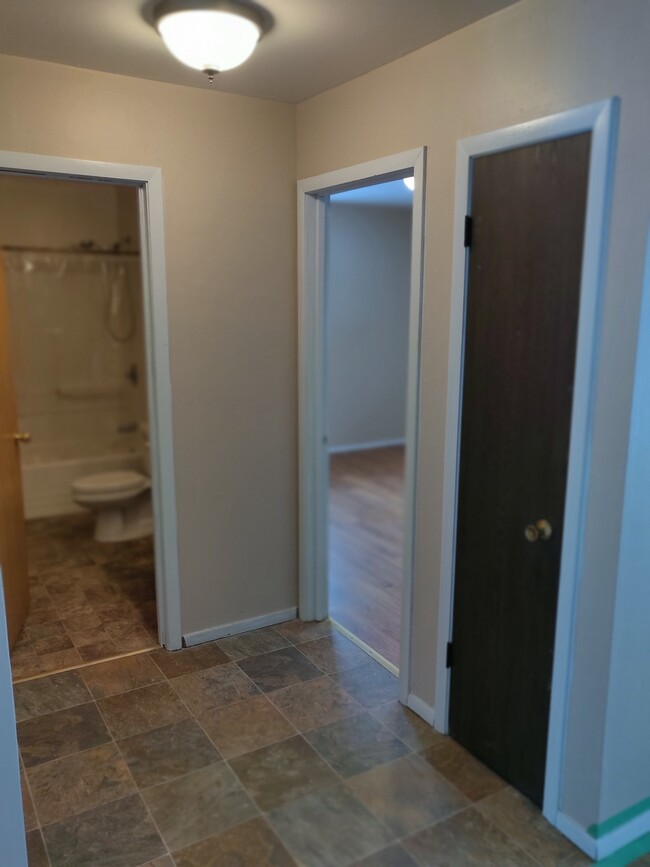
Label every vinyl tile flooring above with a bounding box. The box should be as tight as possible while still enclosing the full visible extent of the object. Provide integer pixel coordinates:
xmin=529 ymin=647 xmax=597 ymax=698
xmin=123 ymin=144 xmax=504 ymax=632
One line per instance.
xmin=16 ymin=619 xmax=600 ymax=867
xmin=10 ymin=514 xmax=158 ymax=681
xmin=329 ymin=447 xmax=404 ymax=667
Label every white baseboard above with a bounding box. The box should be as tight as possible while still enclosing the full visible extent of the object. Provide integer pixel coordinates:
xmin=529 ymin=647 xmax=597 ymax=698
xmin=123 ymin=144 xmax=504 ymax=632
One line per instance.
xmin=328 ymin=437 xmax=406 ymax=455
xmin=594 ymin=803 xmax=650 ymax=860
xmin=182 ymin=607 xmax=297 ymax=647
xmin=405 ymin=693 xmax=435 ymax=726
xmin=556 ymin=813 xmax=598 ymax=860
xmin=330 ymin=619 xmax=398 ymax=676
xmin=556 ymin=804 xmax=650 ymax=861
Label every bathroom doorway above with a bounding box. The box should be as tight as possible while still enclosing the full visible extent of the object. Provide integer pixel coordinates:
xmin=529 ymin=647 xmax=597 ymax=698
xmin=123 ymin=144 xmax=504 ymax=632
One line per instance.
xmin=0 ymin=167 xmax=178 ymax=681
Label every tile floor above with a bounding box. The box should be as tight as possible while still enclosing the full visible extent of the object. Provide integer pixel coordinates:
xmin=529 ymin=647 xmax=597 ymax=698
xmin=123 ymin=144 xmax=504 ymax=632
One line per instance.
xmin=11 ymin=514 xmax=158 ymax=681
xmin=17 ymin=620 xmax=602 ymax=867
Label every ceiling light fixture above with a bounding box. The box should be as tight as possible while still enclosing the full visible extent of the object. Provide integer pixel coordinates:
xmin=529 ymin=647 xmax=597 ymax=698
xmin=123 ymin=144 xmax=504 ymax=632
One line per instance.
xmin=153 ymin=0 xmax=266 ymax=82
xmin=403 ymin=177 xmax=415 ymax=191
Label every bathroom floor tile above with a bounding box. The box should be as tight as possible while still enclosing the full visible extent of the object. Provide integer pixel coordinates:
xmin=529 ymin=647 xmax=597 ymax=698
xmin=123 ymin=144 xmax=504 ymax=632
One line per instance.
xmin=305 ymin=711 xmax=410 ymax=778
xmin=80 ymin=653 xmax=164 ymax=699
xmin=297 ymin=632 xmax=370 ymax=675
xmin=420 ymin=738 xmax=507 ymax=802
xmin=477 ymin=786 xmax=580 ymax=865
xmin=38 ymin=646 xmax=83 ymax=673
xmin=13 ymin=670 xmax=91 ymax=722
xmin=268 ymin=783 xmax=394 ymax=867
xmin=31 ymin=633 xmax=74 ymax=656
xmin=268 ymin=675 xmax=364 ymax=732
xmin=229 ymin=734 xmax=337 ymax=811
xmin=27 ymin=742 xmax=136 ymax=826
xmin=21 ymin=771 xmax=38 ymax=831
xmin=148 ymin=642 xmax=230 ymax=678
xmin=103 ymin=620 xmax=155 ymax=651
xmin=199 ymin=694 xmax=296 ymax=759
xmin=26 ymin=829 xmax=49 ymax=867
xmin=402 ymin=806 xmax=538 ymax=866
xmin=216 ymin=626 xmax=291 ymax=661
xmin=173 ymin=816 xmax=297 ymax=867
xmin=18 ymin=702 xmax=111 ymax=768
xmin=370 ymin=701 xmax=443 ymax=751
xmin=117 ymin=718 xmax=221 ymax=788
xmin=142 ymin=761 xmax=257 ymax=851
xmin=78 ymin=639 xmax=119 ymax=662
xmin=12 ymin=517 xmax=160 ymax=681
xmin=347 ymin=754 xmax=469 ymax=837
xmin=352 ymin=843 xmax=419 ymax=866
xmin=332 ymin=660 xmax=400 ymax=709
xmin=170 ymin=662 xmax=259 ymax=716
xmin=43 ymin=793 xmax=166 ymax=867
xmin=98 ymin=681 xmax=189 ymax=739
xmin=238 ymin=646 xmax=324 ymax=693
xmin=274 ymin=619 xmax=333 ymax=645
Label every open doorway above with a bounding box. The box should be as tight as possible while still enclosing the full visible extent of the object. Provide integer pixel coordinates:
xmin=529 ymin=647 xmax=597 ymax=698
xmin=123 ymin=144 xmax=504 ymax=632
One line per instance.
xmin=0 ymin=152 xmax=181 ymax=690
xmin=298 ymin=148 xmax=426 ymax=705
xmin=326 ymin=181 xmax=413 ymax=669
xmin=0 ymin=174 xmax=160 ymax=680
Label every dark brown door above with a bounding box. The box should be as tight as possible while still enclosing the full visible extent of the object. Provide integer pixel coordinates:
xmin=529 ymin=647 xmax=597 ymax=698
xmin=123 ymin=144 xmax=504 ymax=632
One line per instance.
xmin=449 ymin=133 xmax=592 ymax=806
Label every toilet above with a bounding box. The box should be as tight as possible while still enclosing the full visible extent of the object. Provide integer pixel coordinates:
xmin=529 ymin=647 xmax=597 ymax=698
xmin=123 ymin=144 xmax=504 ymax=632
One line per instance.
xmin=71 ymin=426 xmax=153 ymax=542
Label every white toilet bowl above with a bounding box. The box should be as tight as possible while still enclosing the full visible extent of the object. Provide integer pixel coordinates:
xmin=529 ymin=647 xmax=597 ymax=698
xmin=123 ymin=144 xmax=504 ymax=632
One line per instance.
xmin=72 ymin=469 xmax=152 ymax=542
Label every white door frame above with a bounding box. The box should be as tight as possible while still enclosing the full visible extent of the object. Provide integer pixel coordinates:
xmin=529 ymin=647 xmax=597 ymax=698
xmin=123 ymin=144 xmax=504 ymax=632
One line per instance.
xmin=0 ymin=150 xmax=182 ymax=650
xmin=0 ymin=567 xmax=28 ymax=866
xmin=434 ymin=98 xmax=619 ymax=829
xmin=297 ymin=147 xmax=426 ymax=705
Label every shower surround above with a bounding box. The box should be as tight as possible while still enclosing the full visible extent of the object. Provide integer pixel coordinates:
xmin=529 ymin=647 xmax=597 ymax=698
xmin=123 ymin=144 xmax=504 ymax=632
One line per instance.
xmin=5 ymin=251 xmax=148 ymax=519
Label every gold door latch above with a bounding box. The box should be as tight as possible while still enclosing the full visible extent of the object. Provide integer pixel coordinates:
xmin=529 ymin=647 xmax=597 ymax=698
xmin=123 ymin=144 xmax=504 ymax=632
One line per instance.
xmin=13 ymin=431 xmax=31 ymax=443
xmin=524 ymin=519 xmax=552 ymax=543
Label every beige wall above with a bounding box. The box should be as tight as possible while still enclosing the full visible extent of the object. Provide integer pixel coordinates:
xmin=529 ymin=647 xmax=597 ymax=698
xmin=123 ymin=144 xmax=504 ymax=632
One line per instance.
xmin=298 ymin=0 xmax=650 ymax=828
xmin=0 ymin=52 xmax=297 ymax=635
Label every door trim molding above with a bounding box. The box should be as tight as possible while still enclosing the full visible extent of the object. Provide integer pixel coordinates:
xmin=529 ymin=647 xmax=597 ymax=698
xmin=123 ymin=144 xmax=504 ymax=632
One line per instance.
xmin=434 ymin=99 xmax=619 ymax=828
xmin=0 ymin=150 xmax=183 ymax=651
xmin=297 ymin=148 xmax=427 ymax=705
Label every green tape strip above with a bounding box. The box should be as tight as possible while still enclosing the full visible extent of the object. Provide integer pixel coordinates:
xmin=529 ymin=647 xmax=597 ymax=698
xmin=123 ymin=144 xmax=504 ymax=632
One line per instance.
xmin=595 ymin=831 xmax=650 ymax=865
xmin=589 ymin=797 xmax=650 ymax=839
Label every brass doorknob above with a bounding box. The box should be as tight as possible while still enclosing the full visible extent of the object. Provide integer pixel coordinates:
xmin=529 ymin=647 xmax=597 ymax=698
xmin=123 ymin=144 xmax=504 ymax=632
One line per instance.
xmin=13 ymin=432 xmax=31 ymax=443
xmin=525 ymin=519 xmax=552 ymax=543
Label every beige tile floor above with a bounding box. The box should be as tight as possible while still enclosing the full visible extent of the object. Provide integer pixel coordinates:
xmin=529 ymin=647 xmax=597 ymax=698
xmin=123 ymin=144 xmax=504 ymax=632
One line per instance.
xmin=16 ymin=620 xmax=609 ymax=867
xmin=11 ymin=514 xmax=158 ymax=681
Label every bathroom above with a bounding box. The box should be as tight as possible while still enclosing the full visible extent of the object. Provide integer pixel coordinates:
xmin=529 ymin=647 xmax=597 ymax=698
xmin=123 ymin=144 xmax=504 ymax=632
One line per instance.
xmin=1 ymin=174 xmax=159 ymax=680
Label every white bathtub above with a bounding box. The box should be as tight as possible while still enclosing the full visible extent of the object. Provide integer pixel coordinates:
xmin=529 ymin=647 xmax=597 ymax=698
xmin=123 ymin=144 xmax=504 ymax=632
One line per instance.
xmin=21 ymin=448 xmax=144 ymax=520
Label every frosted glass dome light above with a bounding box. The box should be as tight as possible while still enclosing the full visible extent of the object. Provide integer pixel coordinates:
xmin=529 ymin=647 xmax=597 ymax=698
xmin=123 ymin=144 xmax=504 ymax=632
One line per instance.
xmin=403 ymin=177 xmax=415 ymax=191
xmin=153 ymin=1 xmax=265 ymax=80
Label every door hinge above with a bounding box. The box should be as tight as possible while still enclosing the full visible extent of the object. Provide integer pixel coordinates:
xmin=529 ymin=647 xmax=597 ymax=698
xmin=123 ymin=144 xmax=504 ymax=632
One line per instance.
xmin=464 ymin=215 xmax=473 ymax=248
xmin=446 ymin=641 xmax=454 ymax=668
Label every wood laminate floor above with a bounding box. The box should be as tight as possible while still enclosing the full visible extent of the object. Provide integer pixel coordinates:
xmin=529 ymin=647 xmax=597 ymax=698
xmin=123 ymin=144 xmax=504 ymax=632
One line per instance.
xmin=328 ymin=446 xmax=404 ymax=668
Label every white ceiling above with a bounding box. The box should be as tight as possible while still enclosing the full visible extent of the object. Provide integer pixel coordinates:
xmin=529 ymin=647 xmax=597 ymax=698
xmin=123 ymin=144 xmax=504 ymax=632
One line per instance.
xmin=332 ymin=180 xmax=413 ymax=209
xmin=0 ymin=0 xmax=519 ymax=103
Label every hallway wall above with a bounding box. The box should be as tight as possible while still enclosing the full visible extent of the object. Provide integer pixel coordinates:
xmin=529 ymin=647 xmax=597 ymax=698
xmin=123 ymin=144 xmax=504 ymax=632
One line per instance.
xmin=0 ymin=52 xmax=297 ymax=636
xmin=297 ymin=0 xmax=650 ymax=832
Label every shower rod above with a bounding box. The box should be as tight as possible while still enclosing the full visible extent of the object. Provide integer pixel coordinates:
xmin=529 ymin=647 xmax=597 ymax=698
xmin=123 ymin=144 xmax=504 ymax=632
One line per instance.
xmin=1 ymin=244 xmax=140 ymax=256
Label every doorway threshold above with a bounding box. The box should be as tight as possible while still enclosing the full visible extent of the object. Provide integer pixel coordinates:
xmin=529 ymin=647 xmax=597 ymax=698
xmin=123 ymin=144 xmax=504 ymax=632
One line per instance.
xmin=11 ymin=644 xmax=159 ymax=685
xmin=331 ymin=618 xmax=398 ymax=677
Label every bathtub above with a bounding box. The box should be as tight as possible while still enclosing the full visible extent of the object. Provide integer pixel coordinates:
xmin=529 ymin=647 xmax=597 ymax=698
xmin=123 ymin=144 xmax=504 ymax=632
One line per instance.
xmin=21 ymin=446 xmax=144 ymax=520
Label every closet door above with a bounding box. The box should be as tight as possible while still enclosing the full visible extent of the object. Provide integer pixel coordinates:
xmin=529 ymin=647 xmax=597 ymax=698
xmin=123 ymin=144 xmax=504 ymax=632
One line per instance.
xmin=449 ymin=133 xmax=591 ymax=805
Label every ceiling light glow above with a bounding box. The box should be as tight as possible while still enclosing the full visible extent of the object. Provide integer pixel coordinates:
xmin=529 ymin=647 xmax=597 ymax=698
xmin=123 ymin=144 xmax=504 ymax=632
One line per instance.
xmin=403 ymin=176 xmax=415 ymax=191
xmin=154 ymin=1 xmax=265 ymax=80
